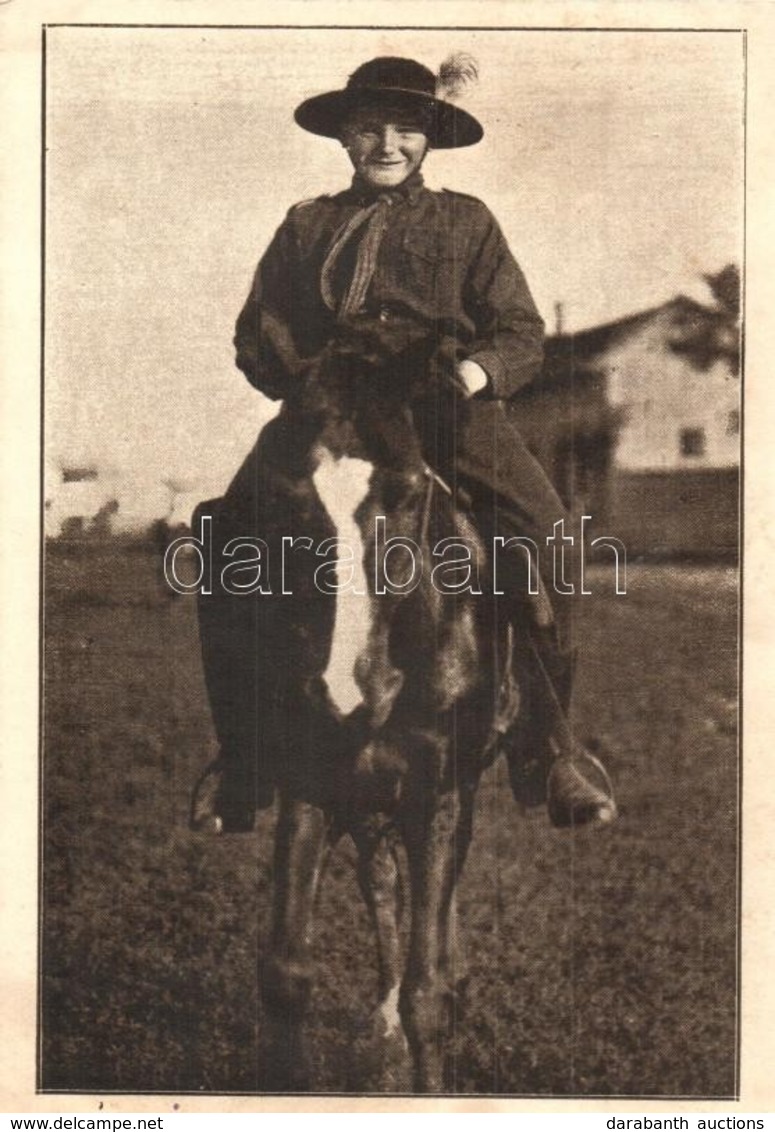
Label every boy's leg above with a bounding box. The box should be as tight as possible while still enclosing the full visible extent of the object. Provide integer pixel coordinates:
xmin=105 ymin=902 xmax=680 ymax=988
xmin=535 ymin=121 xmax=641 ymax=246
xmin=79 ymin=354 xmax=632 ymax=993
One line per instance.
xmin=190 ymin=496 xmax=278 ymax=833
xmin=190 ymin=419 xmax=294 ymax=832
xmin=452 ymin=401 xmax=617 ymax=828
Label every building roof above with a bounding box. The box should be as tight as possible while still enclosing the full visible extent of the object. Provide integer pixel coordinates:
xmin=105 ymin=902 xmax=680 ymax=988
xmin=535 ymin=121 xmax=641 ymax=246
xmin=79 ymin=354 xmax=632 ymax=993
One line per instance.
xmin=539 ymin=295 xmax=737 ymax=388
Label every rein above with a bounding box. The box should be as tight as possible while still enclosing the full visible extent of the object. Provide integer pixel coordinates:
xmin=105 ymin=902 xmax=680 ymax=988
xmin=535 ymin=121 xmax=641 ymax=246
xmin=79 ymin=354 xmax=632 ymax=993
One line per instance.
xmin=420 ymin=464 xmax=452 ymax=547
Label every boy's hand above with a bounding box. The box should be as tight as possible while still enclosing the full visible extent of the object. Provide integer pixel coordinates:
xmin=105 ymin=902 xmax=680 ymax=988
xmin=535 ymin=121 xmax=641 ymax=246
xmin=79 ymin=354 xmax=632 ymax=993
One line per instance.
xmin=456 ymin=359 xmax=488 ymax=398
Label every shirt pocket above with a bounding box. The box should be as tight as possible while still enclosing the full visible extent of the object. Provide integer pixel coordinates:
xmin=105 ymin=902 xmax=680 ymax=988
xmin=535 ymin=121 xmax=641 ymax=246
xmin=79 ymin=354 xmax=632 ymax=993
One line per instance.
xmin=399 ymin=228 xmax=461 ymax=304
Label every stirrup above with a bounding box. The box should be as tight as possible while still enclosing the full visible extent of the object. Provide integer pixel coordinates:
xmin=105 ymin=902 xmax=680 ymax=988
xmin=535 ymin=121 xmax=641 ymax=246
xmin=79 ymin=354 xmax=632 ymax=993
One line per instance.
xmin=189 ymin=757 xmax=264 ymax=835
xmin=547 ymin=745 xmax=618 ymax=830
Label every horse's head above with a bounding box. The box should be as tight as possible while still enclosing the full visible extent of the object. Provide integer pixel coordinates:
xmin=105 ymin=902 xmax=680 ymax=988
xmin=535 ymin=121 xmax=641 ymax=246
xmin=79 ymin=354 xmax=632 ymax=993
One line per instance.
xmin=288 ymin=319 xmax=467 ymax=502
xmin=280 ymin=320 xmax=478 ymax=731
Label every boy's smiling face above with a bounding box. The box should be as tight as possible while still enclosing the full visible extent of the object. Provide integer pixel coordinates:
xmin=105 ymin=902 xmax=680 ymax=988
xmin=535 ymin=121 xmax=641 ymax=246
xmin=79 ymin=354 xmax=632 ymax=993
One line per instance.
xmin=341 ymin=104 xmax=430 ymax=190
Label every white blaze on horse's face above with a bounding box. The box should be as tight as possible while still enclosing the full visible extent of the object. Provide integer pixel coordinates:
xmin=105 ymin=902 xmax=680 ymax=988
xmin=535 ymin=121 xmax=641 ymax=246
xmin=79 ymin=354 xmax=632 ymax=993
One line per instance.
xmin=311 ymin=444 xmax=374 ymax=716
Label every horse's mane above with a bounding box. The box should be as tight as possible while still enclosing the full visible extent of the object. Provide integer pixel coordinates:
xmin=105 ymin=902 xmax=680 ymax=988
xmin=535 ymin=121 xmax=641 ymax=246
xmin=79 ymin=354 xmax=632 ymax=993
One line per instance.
xmin=289 ymin=321 xmax=472 ymax=474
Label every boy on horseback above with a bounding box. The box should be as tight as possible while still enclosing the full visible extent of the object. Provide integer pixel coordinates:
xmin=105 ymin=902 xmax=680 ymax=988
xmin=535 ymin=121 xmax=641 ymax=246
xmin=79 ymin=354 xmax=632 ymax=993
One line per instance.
xmin=194 ymin=55 xmax=616 ymax=833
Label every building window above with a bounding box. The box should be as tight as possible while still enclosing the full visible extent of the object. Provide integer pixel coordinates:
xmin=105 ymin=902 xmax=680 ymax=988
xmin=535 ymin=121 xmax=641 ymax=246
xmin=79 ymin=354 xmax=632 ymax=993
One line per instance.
xmin=727 ymin=409 xmax=740 ymax=435
xmin=679 ymin=427 xmax=706 ymax=458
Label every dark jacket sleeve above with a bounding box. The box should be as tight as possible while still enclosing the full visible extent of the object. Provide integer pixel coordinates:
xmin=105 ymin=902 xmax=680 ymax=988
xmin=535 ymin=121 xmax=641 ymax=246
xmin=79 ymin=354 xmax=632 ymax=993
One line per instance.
xmin=234 ymin=217 xmax=307 ymax=401
xmin=463 ymin=205 xmax=545 ymax=399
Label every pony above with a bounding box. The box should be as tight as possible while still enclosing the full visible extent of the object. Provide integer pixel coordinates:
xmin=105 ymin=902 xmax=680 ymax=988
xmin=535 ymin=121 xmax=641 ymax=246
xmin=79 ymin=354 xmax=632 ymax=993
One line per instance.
xmin=193 ymin=323 xmax=527 ymax=1093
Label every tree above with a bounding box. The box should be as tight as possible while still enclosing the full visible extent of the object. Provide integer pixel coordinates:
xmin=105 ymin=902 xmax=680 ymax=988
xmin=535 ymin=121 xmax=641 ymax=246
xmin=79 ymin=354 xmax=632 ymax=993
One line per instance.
xmin=704 ymin=264 xmax=740 ymax=318
xmin=669 ymin=264 xmax=740 ymax=376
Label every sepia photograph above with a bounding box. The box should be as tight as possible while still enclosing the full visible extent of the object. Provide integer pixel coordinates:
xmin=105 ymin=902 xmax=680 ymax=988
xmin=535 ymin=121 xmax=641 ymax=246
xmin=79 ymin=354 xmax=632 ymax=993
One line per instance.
xmin=37 ymin=20 xmax=742 ymax=1099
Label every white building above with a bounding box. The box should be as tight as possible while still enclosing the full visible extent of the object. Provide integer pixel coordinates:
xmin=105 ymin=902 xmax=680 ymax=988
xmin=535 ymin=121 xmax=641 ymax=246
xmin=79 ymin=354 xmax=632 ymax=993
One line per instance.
xmin=514 ymin=292 xmax=740 ymax=558
xmin=603 ymin=298 xmax=739 ymax=474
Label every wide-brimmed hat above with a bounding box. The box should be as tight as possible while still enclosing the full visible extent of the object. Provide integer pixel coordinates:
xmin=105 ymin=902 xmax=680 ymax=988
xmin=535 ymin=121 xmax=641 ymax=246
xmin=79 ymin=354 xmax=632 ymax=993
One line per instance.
xmin=294 ymin=56 xmax=484 ymax=149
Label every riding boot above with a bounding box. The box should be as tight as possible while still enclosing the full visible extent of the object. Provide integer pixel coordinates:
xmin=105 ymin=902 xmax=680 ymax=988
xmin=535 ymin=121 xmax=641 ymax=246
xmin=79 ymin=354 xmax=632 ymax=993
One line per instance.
xmin=515 ymin=623 xmax=617 ymax=829
xmin=189 ymin=574 xmax=277 ymax=833
xmin=190 ymin=751 xmax=267 ymax=835
xmin=486 ymin=521 xmax=616 ymax=828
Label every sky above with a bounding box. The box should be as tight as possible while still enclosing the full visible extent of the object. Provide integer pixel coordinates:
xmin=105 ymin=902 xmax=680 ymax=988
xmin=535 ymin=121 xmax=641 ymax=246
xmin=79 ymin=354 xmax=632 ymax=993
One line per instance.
xmin=44 ymin=25 xmax=744 ymax=526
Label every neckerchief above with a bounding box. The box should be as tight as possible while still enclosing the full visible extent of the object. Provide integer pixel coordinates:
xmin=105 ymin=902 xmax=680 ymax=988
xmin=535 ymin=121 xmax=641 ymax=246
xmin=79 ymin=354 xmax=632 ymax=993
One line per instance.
xmin=320 ymin=173 xmax=424 ymax=321
xmin=320 ymin=194 xmax=393 ymax=320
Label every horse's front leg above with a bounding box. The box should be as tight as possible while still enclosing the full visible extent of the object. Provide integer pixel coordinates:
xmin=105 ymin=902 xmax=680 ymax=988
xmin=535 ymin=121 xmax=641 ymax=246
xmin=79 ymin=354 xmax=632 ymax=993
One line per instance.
xmin=353 ymin=824 xmax=411 ymax=1090
xmin=437 ymin=782 xmax=476 ymax=1091
xmin=401 ymin=785 xmax=465 ymax=1094
xmin=260 ymin=795 xmax=330 ymax=1091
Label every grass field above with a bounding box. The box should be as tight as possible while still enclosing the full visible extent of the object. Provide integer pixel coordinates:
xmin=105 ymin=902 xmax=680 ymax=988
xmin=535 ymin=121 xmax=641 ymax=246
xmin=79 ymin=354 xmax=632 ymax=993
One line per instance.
xmin=41 ymin=541 xmax=739 ymax=1097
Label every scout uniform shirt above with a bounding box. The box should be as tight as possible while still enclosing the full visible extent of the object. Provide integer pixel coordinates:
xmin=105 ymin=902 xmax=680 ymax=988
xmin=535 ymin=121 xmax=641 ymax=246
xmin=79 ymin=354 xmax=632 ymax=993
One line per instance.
xmin=231 ymin=172 xmax=568 ymax=549
xmin=234 ymin=172 xmax=544 ymax=403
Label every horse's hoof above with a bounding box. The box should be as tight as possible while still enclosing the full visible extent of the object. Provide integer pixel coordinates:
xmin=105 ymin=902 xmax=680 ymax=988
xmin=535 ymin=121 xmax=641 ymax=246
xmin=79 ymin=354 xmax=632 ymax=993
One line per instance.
xmin=351 ymin=1010 xmax=411 ymax=1093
